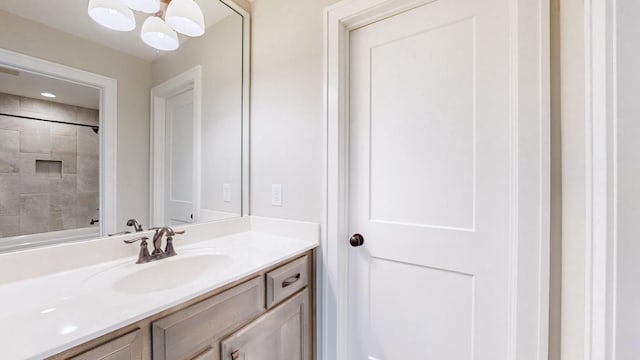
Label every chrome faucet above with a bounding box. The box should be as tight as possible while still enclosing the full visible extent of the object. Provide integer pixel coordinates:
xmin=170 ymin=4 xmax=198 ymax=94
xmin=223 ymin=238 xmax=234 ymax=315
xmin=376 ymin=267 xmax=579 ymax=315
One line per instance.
xmin=137 ymin=226 xmax=186 ymax=262
xmin=126 ymin=219 xmax=144 ymax=232
xmin=151 ymin=226 xmax=185 ymax=259
xmin=151 ymin=227 xmax=169 ymax=259
xmin=108 ymin=218 xmax=145 ymax=236
xmin=123 ymin=227 xmax=185 ymax=264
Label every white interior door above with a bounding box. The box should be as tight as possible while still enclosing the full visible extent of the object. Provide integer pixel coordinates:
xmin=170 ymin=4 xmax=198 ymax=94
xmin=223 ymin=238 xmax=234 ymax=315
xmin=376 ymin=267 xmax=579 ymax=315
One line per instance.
xmin=347 ymin=1 xmax=546 ymax=359
xmin=165 ymin=89 xmax=194 ymax=225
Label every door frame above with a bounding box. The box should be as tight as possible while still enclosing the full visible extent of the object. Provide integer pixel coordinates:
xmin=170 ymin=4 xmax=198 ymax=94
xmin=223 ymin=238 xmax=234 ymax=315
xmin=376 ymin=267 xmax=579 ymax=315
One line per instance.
xmin=150 ymin=66 xmax=202 ymax=226
xmin=0 ymin=48 xmax=118 ymax=236
xmin=321 ymin=0 xmax=550 ymax=359
xmin=583 ymin=0 xmax=616 ymax=358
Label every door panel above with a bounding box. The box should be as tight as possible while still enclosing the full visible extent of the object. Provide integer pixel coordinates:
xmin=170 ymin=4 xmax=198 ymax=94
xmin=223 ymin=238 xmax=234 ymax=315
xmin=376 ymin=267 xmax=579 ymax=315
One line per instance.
xmin=349 ymin=0 xmax=512 ymax=359
xmin=165 ymin=90 xmax=194 ymax=225
xmin=368 ymin=258 xmax=473 ymax=359
xmin=369 ymin=17 xmax=475 ymax=230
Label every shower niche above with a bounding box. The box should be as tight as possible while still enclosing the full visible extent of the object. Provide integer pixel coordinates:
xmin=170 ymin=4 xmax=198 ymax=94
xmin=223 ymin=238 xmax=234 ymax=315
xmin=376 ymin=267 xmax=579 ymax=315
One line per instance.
xmin=35 ymin=160 xmax=63 ymax=178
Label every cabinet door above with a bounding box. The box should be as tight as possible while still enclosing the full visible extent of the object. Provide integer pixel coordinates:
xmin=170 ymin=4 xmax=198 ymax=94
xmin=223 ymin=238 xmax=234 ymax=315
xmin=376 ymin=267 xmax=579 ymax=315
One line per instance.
xmin=220 ymin=289 xmax=310 ymax=360
xmin=191 ymin=347 xmax=217 ymax=360
xmin=69 ymin=330 xmax=142 ymax=360
xmin=153 ymin=277 xmax=264 ymax=360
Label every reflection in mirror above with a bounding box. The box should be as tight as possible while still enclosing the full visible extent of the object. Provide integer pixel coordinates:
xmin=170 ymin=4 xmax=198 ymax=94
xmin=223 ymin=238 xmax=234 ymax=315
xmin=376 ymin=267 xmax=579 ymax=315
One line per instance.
xmin=0 ymin=76 xmax=101 ymax=242
xmin=150 ymin=3 xmax=243 ymax=226
xmin=0 ymin=0 xmax=248 ymax=251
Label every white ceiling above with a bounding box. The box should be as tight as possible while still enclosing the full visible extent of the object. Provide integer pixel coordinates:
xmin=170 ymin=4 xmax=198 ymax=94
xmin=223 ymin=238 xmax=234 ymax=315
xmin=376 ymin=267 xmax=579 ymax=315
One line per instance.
xmin=0 ymin=0 xmax=235 ymax=62
xmin=0 ymin=66 xmax=100 ymax=109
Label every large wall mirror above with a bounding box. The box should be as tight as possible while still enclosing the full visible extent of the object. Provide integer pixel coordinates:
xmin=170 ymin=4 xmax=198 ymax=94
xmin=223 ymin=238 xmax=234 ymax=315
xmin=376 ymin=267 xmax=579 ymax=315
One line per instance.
xmin=0 ymin=0 xmax=249 ymax=251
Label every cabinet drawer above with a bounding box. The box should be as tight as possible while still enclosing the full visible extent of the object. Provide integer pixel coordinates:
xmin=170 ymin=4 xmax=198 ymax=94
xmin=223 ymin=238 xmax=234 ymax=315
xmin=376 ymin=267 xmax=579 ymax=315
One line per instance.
xmin=153 ymin=277 xmax=264 ymax=360
xmin=266 ymin=255 xmax=308 ymax=308
xmin=69 ymin=329 xmax=142 ymax=360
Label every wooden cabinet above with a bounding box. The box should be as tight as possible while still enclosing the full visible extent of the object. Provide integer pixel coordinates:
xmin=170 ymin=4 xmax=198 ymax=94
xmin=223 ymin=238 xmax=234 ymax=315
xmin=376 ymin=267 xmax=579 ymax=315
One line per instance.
xmin=69 ymin=330 xmax=142 ymax=360
xmin=190 ymin=348 xmax=217 ymax=360
xmin=152 ymin=277 xmax=264 ymax=360
xmin=48 ymin=251 xmax=314 ymax=360
xmin=220 ymin=289 xmax=311 ymax=360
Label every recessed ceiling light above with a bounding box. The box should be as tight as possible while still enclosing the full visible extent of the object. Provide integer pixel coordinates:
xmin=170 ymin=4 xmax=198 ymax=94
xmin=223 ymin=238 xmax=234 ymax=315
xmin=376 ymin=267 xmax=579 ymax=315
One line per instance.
xmin=41 ymin=92 xmax=56 ymax=98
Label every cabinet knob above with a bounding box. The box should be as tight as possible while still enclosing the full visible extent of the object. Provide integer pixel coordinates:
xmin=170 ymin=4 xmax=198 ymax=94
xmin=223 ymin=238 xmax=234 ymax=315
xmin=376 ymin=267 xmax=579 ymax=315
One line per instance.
xmin=231 ymin=350 xmax=240 ymax=360
xmin=349 ymin=233 xmax=365 ymax=247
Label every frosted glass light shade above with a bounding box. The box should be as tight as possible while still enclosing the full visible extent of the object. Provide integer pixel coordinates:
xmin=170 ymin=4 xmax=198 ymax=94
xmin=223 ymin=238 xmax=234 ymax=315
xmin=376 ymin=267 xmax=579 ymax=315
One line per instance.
xmin=88 ymin=0 xmax=136 ymax=32
xmin=123 ymin=0 xmax=160 ymax=13
xmin=165 ymin=0 xmax=205 ymax=37
xmin=141 ymin=16 xmax=180 ymax=51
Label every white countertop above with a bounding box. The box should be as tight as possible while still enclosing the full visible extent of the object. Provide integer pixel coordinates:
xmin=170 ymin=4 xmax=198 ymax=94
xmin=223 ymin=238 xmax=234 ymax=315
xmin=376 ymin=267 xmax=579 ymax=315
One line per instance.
xmin=0 ymin=222 xmax=318 ymax=360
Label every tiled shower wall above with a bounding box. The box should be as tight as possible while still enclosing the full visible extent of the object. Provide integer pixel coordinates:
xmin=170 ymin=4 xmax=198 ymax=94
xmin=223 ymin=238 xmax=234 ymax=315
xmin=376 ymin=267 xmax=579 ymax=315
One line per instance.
xmin=0 ymin=93 xmax=99 ymax=237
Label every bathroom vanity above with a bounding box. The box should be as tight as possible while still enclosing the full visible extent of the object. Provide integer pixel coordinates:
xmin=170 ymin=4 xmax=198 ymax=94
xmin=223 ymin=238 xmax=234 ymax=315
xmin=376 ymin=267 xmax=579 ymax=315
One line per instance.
xmin=50 ymin=252 xmax=313 ymax=360
xmin=0 ymin=217 xmax=318 ymax=360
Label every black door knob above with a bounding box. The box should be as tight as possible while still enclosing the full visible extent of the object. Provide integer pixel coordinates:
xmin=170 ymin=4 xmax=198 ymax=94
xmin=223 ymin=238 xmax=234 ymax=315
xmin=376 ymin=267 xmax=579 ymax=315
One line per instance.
xmin=350 ymin=233 xmax=364 ymax=247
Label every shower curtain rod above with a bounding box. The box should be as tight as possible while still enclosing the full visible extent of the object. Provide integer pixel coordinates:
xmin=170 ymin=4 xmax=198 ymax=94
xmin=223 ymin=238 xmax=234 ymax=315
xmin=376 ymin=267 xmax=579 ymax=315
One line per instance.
xmin=0 ymin=112 xmax=99 ymax=132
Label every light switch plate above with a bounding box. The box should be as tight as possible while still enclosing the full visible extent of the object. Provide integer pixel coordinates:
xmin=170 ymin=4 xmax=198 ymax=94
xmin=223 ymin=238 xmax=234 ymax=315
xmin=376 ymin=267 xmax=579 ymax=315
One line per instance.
xmin=223 ymin=183 xmax=231 ymax=203
xmin=271 ymin=184 xmax=282 ymax=207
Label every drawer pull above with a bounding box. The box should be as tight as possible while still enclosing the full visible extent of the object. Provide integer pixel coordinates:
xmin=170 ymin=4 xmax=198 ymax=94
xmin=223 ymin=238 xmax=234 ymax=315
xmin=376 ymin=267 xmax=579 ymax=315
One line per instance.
xmin=282 ymin=273 xmax=301 ymax=288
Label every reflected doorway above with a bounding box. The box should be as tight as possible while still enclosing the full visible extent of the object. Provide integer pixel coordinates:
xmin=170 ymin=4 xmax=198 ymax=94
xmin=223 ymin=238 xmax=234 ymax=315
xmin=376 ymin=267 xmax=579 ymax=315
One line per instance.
xmin=164 ymin=89 xmax=195 ymax=226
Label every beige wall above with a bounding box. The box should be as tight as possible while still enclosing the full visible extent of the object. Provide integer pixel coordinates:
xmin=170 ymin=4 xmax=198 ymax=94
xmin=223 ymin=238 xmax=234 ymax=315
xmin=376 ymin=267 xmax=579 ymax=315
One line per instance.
xmin=250 ymin=0 xmax=340 ymax=222
xmin=153 ymin=14 xmax=244 ymax=217
xmin=0 ymin=10 xmax=152 ymax=231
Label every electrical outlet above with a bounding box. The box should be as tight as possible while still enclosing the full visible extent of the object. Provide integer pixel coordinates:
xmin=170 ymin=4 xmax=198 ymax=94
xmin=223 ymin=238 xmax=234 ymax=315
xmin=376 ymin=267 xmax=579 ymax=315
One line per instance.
xmin=271 ymin=184 xmax=282 ymax=206
xmin=223 ymin=183 xmax=231 ymax=203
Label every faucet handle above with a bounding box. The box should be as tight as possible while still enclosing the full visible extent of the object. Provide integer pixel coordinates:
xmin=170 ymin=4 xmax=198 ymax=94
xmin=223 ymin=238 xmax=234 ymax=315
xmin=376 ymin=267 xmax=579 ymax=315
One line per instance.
xmin=124 ymin=237 xmax=151 ymax=264
xmin=162 ymin=228 xmax=184 ymax=257
xmin=149 ymin=226 xmax=186 ymax=236
xmin=124 ymin=236 xmax=149 ymax=244
xmin=169 ymin=229 xmax=185 ymax=236
xmin=164 ymin=236 xmax=178 ymax=257
xmin=109 ymin=231 xmax=131 ymax=237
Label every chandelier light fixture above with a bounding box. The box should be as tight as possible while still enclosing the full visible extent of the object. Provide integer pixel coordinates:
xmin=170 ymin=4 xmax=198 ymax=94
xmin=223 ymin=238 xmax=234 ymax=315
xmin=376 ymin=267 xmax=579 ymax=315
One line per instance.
xmin=141 ymin=16 xmax=180 ymax=51
xmin=123 ymin=0 xmax=160 ymax=13
xmin=87 ymin=0 xmax=205 ymax=51
xmin=87 ymin=0 xmax=136 ymax=31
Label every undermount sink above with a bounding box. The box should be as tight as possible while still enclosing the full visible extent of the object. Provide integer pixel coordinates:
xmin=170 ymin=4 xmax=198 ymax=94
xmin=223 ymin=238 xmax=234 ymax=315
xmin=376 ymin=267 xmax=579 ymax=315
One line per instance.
xmin=87 ymin=253 xmax=234 ymax=295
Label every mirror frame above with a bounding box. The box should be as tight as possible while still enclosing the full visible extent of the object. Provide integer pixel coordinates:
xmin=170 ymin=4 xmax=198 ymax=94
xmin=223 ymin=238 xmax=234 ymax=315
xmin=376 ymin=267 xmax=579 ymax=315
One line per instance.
xmin=235 ymin=0 xmax=250 ymax=218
